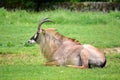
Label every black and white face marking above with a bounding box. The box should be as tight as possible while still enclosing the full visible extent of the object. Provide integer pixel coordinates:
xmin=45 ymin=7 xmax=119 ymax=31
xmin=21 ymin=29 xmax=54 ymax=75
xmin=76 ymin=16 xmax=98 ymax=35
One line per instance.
xmin=28 ymin=32 xmax=39 ymax=44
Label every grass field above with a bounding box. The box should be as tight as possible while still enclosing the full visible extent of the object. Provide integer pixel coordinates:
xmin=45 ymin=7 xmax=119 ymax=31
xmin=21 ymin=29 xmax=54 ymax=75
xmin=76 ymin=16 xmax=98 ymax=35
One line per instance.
xmin=0 ymin=8 xmax=120 ymax=80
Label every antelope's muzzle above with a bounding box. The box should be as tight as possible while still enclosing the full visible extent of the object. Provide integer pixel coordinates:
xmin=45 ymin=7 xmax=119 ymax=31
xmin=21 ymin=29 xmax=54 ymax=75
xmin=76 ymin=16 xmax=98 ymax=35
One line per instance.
xmin=28 ymin=39 xmax=36 ymax=44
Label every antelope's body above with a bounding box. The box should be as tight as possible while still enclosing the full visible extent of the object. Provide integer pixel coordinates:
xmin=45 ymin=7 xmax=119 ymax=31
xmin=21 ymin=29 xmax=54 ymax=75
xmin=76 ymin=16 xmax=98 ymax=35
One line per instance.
xmin=28 ymin=18 xmax=106 ymax=69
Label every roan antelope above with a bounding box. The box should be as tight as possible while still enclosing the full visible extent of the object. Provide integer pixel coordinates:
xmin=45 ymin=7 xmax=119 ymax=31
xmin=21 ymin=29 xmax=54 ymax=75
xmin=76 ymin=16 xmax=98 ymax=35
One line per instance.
xmin=28 ymin=18 xmax=106 ymax=69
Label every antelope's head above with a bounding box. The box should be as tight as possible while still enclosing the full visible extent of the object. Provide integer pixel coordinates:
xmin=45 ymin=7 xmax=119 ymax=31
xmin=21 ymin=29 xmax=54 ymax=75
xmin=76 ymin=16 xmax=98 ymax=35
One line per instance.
xmin=28 ymin=18 xmax=53 ymax=44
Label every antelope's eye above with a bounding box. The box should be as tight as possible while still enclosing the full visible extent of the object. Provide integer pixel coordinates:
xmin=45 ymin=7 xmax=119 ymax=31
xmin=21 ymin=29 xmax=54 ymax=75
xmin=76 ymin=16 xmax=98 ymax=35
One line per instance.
xmin=42 ymin=29 xmax=46 ymax=35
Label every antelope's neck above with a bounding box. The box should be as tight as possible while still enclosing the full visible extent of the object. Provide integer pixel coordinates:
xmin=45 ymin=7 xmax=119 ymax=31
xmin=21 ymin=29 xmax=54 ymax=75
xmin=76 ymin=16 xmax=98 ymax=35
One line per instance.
xmin=39 ymin=33 xmax=62 ymax=61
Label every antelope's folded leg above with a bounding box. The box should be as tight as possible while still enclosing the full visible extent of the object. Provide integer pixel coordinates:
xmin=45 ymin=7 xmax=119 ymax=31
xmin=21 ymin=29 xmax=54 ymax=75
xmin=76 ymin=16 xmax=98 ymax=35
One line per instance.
xmin=66 ymin=65 xmax=88 ymax=69
xmin=44 ymin=61 xmax=58 ymax=66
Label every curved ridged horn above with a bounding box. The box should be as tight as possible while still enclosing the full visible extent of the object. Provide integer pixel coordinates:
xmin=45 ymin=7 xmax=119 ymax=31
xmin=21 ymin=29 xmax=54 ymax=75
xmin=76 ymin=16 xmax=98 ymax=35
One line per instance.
xmin=38 ymin=18 xmax=53 ymax=30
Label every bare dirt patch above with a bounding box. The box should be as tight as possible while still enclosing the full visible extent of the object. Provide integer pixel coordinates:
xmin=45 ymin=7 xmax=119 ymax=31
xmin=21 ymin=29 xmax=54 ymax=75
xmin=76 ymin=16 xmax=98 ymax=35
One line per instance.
xmin=103 ymin=47 xmax=120 ymax=54
xmin=0 ymin=53 xmax=44 ymax=65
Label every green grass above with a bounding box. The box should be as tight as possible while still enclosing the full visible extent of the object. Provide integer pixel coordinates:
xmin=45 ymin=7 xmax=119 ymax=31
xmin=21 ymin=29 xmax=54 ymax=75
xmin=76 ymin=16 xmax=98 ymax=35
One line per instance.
xmin=0 ymin=8 xmax=120 ymax=80
xmin=1 ymin=65 xmax=119 ymax=80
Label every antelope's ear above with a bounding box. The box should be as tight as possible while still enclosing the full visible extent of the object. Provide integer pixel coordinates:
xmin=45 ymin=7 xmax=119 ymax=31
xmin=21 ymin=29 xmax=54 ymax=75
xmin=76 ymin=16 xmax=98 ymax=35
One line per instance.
xmin=42 ymin=29 xmax=46 ymax=35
